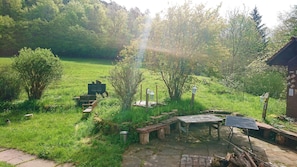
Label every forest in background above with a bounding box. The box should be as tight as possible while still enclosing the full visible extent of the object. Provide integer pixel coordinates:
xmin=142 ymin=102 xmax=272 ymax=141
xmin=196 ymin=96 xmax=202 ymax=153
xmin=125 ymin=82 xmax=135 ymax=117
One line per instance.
xmin=0 ymin=0 xmax=146 ymax=58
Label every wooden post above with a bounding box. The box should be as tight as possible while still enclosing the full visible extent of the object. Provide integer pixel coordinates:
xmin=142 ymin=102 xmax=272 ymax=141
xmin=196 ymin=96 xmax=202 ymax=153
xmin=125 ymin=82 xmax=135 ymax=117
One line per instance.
xmin=262 ymin=92 xmax=269 ymax=121
xmin=190 ymin=93 xmax=195 ymax=109
xmin=140 ymin=84 xmax=142 ymax=102
xmin=146 ymin=88 xmax=149 ymax=111
xmin=157 ymin=128 xmax=165 ymax=140
xmin=155 ymin=84 xmax=158 ymax=105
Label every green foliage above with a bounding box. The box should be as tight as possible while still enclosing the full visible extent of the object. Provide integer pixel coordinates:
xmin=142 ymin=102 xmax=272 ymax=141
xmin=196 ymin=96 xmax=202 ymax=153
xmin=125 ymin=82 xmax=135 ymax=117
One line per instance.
xmin=0 ymin=0 xmax=22 ymax=20
xmin=250 ymin=6 xmax=268 ymax=50
xmin=0 ymin=161 xmax=14 ymax=167
xmin=271 ymin=5 xmax=297 ymax=50
xmin=109 ymin=41 xmax=144 ymax=110
xmin=146 ymin=1 xmax=224 ymax=100
xmin=223 ymin=9 xmax=265 ymax=78
xmin=244 ymin=71 xmax=286 ymax=99
xmin=0 ymin=15 xmax=16 ymax=55
xmin=12 ymin=47 xmax=62 ymax=100
xmin=0 ymin=66 xmax=21 ymax=101
xmin=0 ymin=0 xmax=145 ymax=58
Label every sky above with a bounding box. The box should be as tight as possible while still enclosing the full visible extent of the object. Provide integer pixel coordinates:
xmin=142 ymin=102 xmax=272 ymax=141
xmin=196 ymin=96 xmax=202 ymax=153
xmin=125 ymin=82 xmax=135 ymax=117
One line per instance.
xmin=112 ymin=0 xmax=296 ymax=29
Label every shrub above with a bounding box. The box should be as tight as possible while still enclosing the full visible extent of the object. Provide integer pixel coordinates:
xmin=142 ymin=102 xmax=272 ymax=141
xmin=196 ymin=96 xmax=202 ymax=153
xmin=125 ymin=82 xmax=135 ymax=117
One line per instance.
xmin=0 ymin=66 xmax=21 ymax=101
xmin=244 ymin=71 xmax=286 ymax=98
xmin=12 ymin=47 xmax=62 ymax=100
xmin=109 ymin=56 xmax=144 ymax=111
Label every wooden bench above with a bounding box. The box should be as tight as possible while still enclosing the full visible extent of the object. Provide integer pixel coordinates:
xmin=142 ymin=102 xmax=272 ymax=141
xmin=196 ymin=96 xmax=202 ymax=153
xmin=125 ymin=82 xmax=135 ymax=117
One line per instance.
xmin=136 ymin=117 xmax=179 ymax=144
xmin=136 ymin=123 xmax=167 ymax=144
xmin=256 ymin=121 xmax=297 ymax=145
xmin=82 ymin=100 xmax=98 ymax=113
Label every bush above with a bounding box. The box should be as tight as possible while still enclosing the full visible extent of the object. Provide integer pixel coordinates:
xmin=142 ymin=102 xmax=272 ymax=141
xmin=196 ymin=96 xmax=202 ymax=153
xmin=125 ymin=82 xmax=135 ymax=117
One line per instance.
xmin=244 ymin=71 xmax=286 ymax=98
xmin=12 ymin=47 xmax=62 ymax=100
xmin=0 ymin=66 xmax=21 ymax=101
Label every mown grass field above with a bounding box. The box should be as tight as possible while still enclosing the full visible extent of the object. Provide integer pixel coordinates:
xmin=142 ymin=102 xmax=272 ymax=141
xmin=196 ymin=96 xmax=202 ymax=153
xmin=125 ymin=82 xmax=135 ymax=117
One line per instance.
xmin=0 ymin=57 xmax=294 ymax=166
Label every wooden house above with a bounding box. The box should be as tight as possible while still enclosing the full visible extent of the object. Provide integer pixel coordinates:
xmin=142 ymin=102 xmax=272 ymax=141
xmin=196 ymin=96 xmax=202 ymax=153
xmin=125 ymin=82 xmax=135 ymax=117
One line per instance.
xmin=267 ymin=37 xmax=297 ymax=119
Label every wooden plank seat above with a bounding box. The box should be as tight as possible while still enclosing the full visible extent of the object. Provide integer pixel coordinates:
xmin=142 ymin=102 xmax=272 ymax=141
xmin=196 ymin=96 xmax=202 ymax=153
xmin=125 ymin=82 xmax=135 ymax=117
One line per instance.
xmin=82 ymin=100 xmax=98 ymax=113
xmin=136 ymin=123 xmax=167 ymax=144
xmin=256 ymin=121 xmax=297 ymax=145
xmin=272 ymin=128 xmax=297 ymax=145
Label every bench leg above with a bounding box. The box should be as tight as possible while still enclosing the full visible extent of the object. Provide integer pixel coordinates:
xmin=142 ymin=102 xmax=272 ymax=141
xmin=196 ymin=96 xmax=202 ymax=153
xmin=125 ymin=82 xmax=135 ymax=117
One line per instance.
xmin=139 ymin=133 xmax=149 ymax=145
xmin=158 ymin=128 xmax=165 ymax=140
xmin=164 ymin=125 xmax=170 ymax=135
xmin=217 ymin=122 xmax=221 ymax=140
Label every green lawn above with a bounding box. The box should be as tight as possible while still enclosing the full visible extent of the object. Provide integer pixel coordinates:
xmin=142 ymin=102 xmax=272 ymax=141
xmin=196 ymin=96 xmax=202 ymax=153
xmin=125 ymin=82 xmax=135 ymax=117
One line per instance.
xmin=0 ymin=58 xmax=124 ymax=166
xmin=0 ymin=57 xmax=294 ymax=166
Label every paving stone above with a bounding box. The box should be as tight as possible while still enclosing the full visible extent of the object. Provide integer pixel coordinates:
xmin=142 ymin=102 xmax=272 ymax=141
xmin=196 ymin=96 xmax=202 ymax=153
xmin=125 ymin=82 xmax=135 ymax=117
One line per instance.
xmin=6 ymin=153 xmax=36 ymax=165
xmin=122 ymin=126 xmax=297 ymax=167
xmin=16 ymin=159 xmax=57 ymax=167
xmin=0 ymin=149 xmax=36 ymax=164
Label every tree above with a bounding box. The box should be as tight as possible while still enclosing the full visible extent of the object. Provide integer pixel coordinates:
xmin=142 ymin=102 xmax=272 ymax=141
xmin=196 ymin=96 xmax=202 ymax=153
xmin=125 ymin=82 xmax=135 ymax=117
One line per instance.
xmin=221 ymin=8 xmax=262 ymax=77
xmin=146 ymin=1 xmax=223 ymax=100
xmin=25 ymin=0 xmax=60 ymax=22
xmin=12 ymin=47 xmax=62 ymax=100
xmin=271 ymin=5 xmax=297 ymax=50
xmin=250 ymin=6 xmax=268 ymax=52
xmin=0 ymin=0 xmax=23 ymax=20
xmin=0 ymin=15 xmax=16 ymax=56
xmin=109 ymin=41 xmax=144 ymax=110
xmin=105 ymin=2 xmax=129 ymax=55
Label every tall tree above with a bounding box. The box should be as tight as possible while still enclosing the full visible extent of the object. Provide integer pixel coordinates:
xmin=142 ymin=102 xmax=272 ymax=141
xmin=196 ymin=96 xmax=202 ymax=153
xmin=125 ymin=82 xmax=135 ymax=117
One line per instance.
xmin=146 ymin=1 xmax=224 ymax=100
xmin=221 ymin=8 xmax=261 ymax=76
xmin=106 ymin=2 xmax=129 ymax=53
xmin=0 ymin=15 xmax=16 ymax=56
xmin=250 ymin=6 xmax=268 ymax=51
xmin=0 ymin=0 xmax=23 ymax=20
xmin=25 ymin=0 xmax=60 ymax=21
xmin=271 ymin=5 xmax=297 ymax=50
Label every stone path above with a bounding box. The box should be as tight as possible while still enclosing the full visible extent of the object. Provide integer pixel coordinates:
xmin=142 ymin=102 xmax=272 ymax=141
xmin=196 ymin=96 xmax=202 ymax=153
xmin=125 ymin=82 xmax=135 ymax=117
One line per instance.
xmin=122 ymin=125 xmax=297 ymax=167
xmin=0 ymin=148 xmax=74 ymax=167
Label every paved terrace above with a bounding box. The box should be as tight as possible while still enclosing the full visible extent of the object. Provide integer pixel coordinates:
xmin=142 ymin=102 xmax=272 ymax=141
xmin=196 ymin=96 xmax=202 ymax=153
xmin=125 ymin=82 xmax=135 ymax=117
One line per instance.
xmin=122 ymin=125 xmax=297 ymax=167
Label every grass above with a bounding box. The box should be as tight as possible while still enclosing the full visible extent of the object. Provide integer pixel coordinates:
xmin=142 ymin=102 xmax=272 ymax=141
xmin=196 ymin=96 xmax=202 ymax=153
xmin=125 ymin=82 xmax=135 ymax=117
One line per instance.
xmin=0 ymin=57 xmax=295 ymax=166
xmin=0 ymin=162 xmax=14 ymax=167
xmin=0 ymin=58 xmax=124 ymax=166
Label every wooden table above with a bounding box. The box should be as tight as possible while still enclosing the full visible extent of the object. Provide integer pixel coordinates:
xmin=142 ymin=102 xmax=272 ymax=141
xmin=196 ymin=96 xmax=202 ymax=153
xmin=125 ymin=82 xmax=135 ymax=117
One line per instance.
xmin=225 ymin=115 xmax=259 ymax=151
xmin=177 ymin=114 xmax=223 ymax=140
